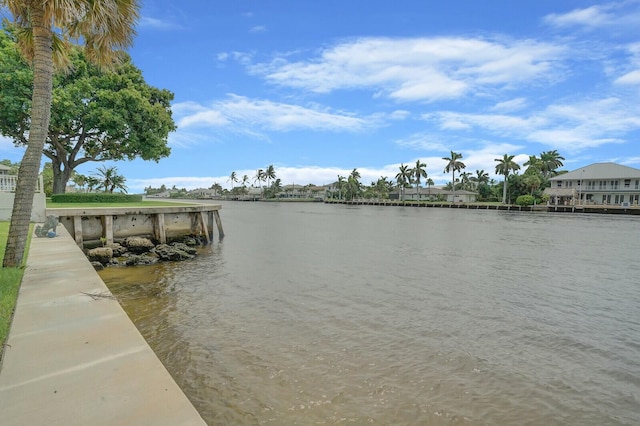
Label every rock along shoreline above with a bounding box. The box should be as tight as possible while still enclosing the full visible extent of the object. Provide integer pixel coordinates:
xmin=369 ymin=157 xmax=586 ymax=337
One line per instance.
xmin=86 ymin=235 xmax=208 ymax=269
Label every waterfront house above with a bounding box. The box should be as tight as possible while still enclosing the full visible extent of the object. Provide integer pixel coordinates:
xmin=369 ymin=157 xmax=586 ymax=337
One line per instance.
xmin=391 ymin=187 xmax=477 ymax=203
xmin=545 ymin=162 xmax=640 ymax=206
xmin=187 ymin=188 xmax=219 ymax=199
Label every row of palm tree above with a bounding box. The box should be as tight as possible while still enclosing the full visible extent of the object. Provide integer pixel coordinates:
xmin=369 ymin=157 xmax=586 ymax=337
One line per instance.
xmin=226 ymin=165 xmax=280 ymax=198
xmin=224 ymin=149 xmax=565 ymax=203
xmin=392 ymin=149 xmax=564 ymax=203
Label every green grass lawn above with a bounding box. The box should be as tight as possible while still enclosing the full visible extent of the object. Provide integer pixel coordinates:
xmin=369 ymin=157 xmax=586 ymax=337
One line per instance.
xmin=47 ymin=200 xmax=196 ymax=208
xmin=0 ymin=222 xmax=32 ymax=352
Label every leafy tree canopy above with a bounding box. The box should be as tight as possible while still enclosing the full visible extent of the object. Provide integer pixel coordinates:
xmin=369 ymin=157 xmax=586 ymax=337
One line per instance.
xmin=0 ymin=27 xmax=175 ymax=194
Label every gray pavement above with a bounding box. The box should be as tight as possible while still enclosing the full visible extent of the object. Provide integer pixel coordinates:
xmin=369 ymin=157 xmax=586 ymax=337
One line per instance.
xmin=0 ymin=225 xmax=206 ymax=425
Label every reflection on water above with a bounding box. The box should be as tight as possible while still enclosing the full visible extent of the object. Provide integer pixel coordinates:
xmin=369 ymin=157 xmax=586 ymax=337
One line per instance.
xmin=101 ymin=202 xmax=640 ymax=425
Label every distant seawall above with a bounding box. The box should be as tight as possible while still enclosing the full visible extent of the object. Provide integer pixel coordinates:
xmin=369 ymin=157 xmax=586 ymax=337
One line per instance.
xmin=324 ymin=199 xmax=640 ymax=214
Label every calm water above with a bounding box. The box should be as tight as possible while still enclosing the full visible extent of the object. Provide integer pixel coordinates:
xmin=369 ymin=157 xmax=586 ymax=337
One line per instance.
xmin=100 ymin=201 xmax=640 ymax=425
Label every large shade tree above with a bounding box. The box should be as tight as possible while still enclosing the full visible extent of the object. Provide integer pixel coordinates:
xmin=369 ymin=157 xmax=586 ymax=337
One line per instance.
xmin=495 ymin=154 xmax=521 ymax=204
xmin=0 ymin=33 xmax=174 ymax=193
xmin=2 ymin=0 xmax=139 ymax=267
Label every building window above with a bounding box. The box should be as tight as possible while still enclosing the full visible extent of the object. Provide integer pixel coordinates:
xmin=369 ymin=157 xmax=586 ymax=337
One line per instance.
xmin=599 ymin=181 xmax=605 ymax=189
xmin=557 ymin=181 xmax=562 ymax=188
xmin=636 ymin=180 xmax=639 ymax=189
xmin=625 ymin=179 xmax=631 ymax=188
xmin=611 ymin=180 xmax=619 ymax=190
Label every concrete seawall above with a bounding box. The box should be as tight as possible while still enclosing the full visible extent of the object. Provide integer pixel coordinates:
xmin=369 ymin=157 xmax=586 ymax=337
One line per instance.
xmin=0 ymin=225 xmax=206 ymax=425
xmin=49 ymin=204 xmax=224 ymax=248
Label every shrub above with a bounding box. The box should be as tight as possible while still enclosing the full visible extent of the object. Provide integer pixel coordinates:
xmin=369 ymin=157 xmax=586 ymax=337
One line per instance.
xmin=515 ymin=195 xmax=535 ymax=206
xmin=50 ymin=193 xmax=142 ymax=203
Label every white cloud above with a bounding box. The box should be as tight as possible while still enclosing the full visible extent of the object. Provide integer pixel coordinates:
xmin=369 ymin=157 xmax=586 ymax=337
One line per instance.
xmin=175 ymin=94 xmax=374 ymax=133
xmin=249 ymin=25 xmax=267 ymax=34
xmin=424 ymin=97 xmax=640 ymax=152
xmin=613 ymin=42 xmax=640 ymax=84
xmin=543 ymin=5 xmax=612 ymax=28
xmin=388 ymin=110 xmax=411 ymax=120
xmin=247 ymin=36 xmax=566 ymax=103
xmin=490 ymin=98 xmax=528 ymax=112
xmin=179 ymin=110 xmax=229 ymax=127
xmin=139 ymin=16 xmax=180 ymax=30
xmin=394 ymin=133 xmax=449 ymax=151
xmin=542 ymin=1 xmax=640 ymax=31
xmin=615 ymin=69 xmax=640 ymax=85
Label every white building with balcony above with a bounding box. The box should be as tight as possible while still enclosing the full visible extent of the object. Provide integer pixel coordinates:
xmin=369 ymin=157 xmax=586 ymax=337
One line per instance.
xmin=545 ymin=162 xmax=640 ymax=206
xmin=0 ymin=164 xmax=46 ymax=221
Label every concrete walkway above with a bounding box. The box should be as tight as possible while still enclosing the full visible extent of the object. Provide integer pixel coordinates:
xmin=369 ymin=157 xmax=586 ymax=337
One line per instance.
xmin=0 ymin=226 xmax=206 ymax=425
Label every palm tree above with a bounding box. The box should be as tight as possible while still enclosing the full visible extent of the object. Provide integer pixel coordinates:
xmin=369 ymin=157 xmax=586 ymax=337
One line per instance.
xmin=395 ymin=163 xmax=412 ymax=201
xmin=345 ymin=169 xmax=361 ymax=200
xmin=337 ymin=175 xmax=346 ymax=200
xmin=94 ymin=165 xmax=127 ymax=193
xmin=2 ymin=0 xmax=139 ymax=267
xmin=108 ymin=174 xmax=127 ymax=193
xmin=228 ymin=171 xmax=238 ymax=192
xmin=270 ymin=178 xmax=282 ymax=197
xmin=442 ymin=151 xmax=466 ymax=201
xmin=523 ymin=173 xmax=542 ymax=196
xmin=210 ymin=182 xmax=223 ymax=196
xmin=72 ymin=173 xmax=88 ymax=192
xmin=495 ymin=154 xmax=521 ymax=204
xmin=86 ymin=176 xmax=100 ymax=192
xmin=254 ymin=169 xmax=265 ymax=196
xmin=241 ymin=174 xmax=249 ymax=193
xmin=412 ymin=159 xmax=427 ymax=200
xmin=523 ymin=155 xmax=541 ymax=173
xmin=460 ymin=171 xmax=472 ymax=190
xmin=374 ymin=176 xmax=393 ymax=199
xmin=470 ymin=169 xmax=489 ymax=189
xmin=540 ymin=150 xmax=565 ymax=177
xmin=253 ymin=169 xmax=262 ymax=186
xmin=265 ymin=164 xmax=276 ymax=187
xmin=426 ymin=177 xmax=434 ymax=197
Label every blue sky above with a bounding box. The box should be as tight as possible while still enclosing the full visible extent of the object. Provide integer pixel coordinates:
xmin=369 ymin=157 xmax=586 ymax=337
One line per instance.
xmin=2 ymin=0 xmax=640 ymax=192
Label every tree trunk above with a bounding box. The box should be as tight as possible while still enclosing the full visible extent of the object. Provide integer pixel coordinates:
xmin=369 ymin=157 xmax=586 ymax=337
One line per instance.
xmin=3 ymin=7 xmax=53 ymax=267
xmin=52 ymin=159 xmax=72 ymax=194
xmin=502 ymin=173 xmax=509 ymax=204
xmin=451 ymin=170 xmax=455 ymax=201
